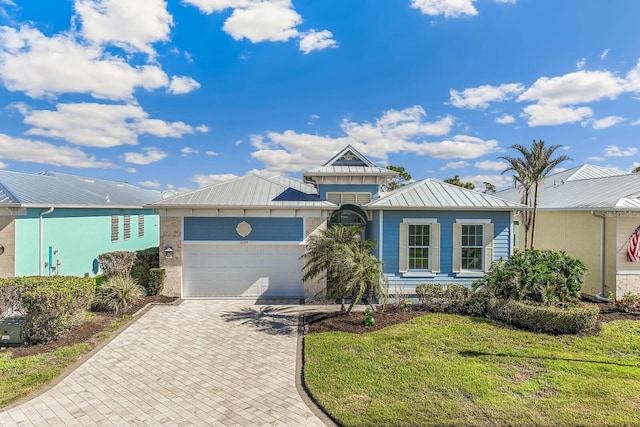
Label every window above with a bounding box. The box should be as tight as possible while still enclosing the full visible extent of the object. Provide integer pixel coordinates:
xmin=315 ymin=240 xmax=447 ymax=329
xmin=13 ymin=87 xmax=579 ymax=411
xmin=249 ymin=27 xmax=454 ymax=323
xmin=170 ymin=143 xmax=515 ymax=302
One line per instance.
xmin=461 ymin=224 xmax=483 ymax=270
xmin=399 ymin=220 xmax=440 ymax=275
xmin=408 ymin=224 xmax=430 ymax=270
xmin=138 ymin=214 xmax=145 ymax=238
xmin=124 ymin=215 xmax=131 ymax=240
xmin=453 ymin=221 xmax=494 ymax=275
xmin=512 ymin=220 xmax=520 ymax=250
xmin=111 ymin=215 xmax=119 ymax=242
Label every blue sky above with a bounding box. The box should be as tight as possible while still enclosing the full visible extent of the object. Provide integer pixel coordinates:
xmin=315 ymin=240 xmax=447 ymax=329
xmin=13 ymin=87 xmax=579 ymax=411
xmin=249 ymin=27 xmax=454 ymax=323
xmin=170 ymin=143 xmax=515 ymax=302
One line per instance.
xmin=1 ymin=0 xmax=640 ymax=193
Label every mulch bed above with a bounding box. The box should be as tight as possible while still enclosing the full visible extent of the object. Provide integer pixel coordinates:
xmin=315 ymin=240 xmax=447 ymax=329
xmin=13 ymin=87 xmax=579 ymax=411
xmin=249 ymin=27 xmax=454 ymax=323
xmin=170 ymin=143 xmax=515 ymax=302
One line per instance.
xmin=305 ymin=301 xmax=640 ymax=335
xmin=0 ymin=295 xmax=177 ymax=359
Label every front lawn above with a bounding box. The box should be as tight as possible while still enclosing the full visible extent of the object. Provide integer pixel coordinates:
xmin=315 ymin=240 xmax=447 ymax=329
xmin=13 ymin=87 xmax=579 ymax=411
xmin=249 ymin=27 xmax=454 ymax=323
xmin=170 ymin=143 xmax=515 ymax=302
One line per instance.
xmin=304 ymin=313 xmax=640 ymax=427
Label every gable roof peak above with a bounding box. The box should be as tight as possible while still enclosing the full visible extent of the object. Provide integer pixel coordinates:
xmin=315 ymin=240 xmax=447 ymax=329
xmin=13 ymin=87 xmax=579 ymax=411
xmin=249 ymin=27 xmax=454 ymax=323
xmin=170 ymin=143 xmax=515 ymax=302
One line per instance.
xmin=323 ymin=145 xmax=376 ymax=167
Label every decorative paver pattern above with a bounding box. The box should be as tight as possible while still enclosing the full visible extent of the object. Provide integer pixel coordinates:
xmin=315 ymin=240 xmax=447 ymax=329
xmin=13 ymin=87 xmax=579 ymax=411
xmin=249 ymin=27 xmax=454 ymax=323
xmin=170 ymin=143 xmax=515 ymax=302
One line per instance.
xmin=0 ymin=300 xmax=326 ymax=426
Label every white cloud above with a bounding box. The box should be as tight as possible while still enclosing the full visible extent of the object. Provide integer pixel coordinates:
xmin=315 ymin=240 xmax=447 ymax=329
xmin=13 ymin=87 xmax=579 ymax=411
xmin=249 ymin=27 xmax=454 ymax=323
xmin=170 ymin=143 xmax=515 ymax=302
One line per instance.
xmin=494 ymin=114 xmax=515 ymax=124
xmin=22 ymin=103 xmax=208 ymax=147
xmin=586 ymin=156 xmax=604 ymax=162
xmin=123 ymin=147 xmax=167 ymax=165
xmin=461 ymin=174 xmax=512 ymax=190
xmin=521 ymin=103 xmax=593 ymax=127
xmin=603 ymin=145 xmax=637 ymax=157
xmin=0 ymin=26 xmax=169 ymax=100
xmin=440 ymin=161 xmax=469 ymax=170
xmin=168 ymin=76 xmax=201 ymax=94
xmin=181 ymin=0 xmax=251 ymax=14
xmin=576 ymin=57 xmax=586 ymax=70
xmin=299 ymin=30 xmax=337 ymax=54
xmin=181 ymin=147 xmax=199 ymax=156
xmin=631 ymin=119 xmax=640 ymax=126
xmin=138 ymin=179 xmax=161 ymax=188
xmin=74 ymin=0 xmax=173 ymax=56
xmin=411 ymin=0 xmax=478 ymax=18
xmin=449 ymin=83 xmax=524 ymax=109
xmin=517 ymin=70 xmax=626 ymax=105
xmin=222 ymin=1 xmax=301 ymax=43
xmin=205 ymin=151 xmax=218 ymax=156
xmin=590 ymin=115 xmax=625 ymax=129
xmin=0 ymin=133 xmax=114 ymax=168
xmin=601 ymin=48 xmax=610 ymax=60
xmin=127 ymin=167 xmax=136 ymax=173
xmin=0 ymin=161 xmax=8 ymax=169
xmin=494 ymin=0 xmax=516 ymax=3
xmin=474 ymin=160 xmax=508 ymax=171
xmin=250 ymin=106 xmax=498 ymax=173
xmin=191 ymin=173 xmax=239 ymax=187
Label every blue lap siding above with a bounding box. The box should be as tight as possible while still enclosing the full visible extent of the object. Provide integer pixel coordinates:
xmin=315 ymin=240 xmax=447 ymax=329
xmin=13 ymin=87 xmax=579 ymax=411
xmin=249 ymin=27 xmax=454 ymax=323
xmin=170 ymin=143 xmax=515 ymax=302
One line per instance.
xmin=184 ymin=217 xmax=303 ymax=242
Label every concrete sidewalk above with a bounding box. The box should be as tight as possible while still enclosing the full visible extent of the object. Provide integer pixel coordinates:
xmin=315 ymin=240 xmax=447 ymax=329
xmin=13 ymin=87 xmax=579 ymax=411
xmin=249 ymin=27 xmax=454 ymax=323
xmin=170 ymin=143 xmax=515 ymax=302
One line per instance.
xmin=0 ymin=300 xmax=330 ymax=426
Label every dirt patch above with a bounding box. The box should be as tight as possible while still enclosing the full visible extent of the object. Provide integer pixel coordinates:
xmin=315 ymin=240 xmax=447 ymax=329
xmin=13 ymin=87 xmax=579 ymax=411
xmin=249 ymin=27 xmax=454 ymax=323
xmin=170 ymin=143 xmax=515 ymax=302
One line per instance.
xmin=305 ymin=301 xmax=640 ymax=335
xmin=0 ymin=295 xmax=177 ymax=359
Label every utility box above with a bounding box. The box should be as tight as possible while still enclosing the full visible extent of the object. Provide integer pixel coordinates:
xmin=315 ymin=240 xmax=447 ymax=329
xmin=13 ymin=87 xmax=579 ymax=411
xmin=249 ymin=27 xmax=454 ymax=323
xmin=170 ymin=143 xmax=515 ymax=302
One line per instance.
xmin=0 ymin=317 xmax=26 ymax=346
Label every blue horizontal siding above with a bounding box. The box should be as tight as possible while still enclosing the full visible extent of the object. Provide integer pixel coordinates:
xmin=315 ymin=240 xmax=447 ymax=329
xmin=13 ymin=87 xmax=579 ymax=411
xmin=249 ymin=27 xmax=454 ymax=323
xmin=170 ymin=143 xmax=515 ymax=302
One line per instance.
xmin=184 ymin=217 xmax=303 ymax=241
xmin=318 ymin=184 xmax=380 ymax=200
xmin=377 ymin=210 xmax=511 ymax=285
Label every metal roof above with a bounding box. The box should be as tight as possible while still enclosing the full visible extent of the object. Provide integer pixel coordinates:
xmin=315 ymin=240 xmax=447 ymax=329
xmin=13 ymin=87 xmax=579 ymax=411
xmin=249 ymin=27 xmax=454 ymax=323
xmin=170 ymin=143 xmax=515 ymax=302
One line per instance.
xmin=304 ymin=165 xmax=398 ymax=176
xmin=0 ymin=170 xmax=161 ymax=208
xmin=497 ymin=171 xmax=640 ymax=210
xmin=151 ymin=174 xmax=335 ymax=208
xmin=367 ymin=179 xmax=526 ymax=210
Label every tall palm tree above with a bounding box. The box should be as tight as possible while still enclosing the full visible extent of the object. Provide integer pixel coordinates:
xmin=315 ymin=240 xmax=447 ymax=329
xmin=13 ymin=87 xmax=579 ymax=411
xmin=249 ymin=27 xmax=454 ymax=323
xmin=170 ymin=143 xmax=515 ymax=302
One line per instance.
xmin=302 ymin=225 xmax=387 ymax=313
xmin=529 ymin=140 xmax=571 ymax=248
xmin=501 ymin=140 xmax=571 ymax=249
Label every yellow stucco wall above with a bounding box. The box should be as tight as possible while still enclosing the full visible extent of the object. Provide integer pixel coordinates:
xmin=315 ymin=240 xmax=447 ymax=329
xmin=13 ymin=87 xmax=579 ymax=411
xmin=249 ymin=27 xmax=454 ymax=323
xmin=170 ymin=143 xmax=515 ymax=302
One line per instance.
xmin=615 ymin=216 xmax=640 ymax=296
xmin=529 ymin=211 xmax=603 ymax=296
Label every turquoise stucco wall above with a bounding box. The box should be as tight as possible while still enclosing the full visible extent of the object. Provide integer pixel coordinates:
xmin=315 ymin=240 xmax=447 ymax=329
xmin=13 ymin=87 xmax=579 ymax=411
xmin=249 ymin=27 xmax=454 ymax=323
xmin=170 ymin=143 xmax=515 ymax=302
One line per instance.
xmin=15 ymin=208 xmax=159 ymax=277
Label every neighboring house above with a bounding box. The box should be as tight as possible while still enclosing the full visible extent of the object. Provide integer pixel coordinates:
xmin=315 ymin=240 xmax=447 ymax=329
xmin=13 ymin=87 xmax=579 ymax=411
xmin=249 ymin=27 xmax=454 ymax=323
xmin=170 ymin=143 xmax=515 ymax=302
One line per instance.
xmin=0 ymin=170 xmax=160 ymax=278
xmin=496 ymin=164 xmax=640 ymax=299
xmin=151 ymin=146 xmax=524 ymax=300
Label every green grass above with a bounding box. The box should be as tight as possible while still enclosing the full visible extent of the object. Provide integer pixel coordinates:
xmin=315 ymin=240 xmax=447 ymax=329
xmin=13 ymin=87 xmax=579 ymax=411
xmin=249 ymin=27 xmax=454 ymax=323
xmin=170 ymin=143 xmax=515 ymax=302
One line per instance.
xmin=304 ymin=313 xmax=640 ymax=427
xmin=0 ymin=344 xmax=91 ymax=407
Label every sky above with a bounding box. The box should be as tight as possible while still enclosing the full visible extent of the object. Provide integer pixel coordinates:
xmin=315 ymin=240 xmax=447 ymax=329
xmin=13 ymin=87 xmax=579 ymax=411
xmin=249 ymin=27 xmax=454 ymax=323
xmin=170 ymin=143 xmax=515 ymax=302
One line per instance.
xmin=1 ymin=0 xmax=640 ymax=193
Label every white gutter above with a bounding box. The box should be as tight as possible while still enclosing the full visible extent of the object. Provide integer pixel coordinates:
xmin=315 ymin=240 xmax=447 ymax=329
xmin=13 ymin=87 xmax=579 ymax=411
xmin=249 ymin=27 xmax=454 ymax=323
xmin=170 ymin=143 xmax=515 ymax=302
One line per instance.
xmin=591 ymin=211 xmax=609 ymax=302
xmin=39 ymin=207 xmax=54 ymax=276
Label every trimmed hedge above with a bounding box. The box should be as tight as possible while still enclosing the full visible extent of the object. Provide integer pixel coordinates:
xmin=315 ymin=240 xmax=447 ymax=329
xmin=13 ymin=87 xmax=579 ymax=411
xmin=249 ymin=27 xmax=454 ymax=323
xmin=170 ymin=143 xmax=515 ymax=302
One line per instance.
xmin=488 ymin=299 xmax=599 ymax=335
xmin=0 ymin=276 xmax=94 ymax=344
xmin=415 ymin=283 xmax=490 ymax=317
xmin=147 ymin=268 xmax=165 ymax=296
xmin=98 ymin=251 xmax=137 ymax=279
xmin=131 ymin=247 xmax=160 ymax=295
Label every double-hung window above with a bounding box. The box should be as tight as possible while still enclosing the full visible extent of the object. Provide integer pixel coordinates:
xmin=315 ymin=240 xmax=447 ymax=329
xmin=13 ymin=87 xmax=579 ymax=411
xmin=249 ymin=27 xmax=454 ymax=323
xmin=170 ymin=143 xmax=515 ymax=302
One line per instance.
xmin=399 ymin=219 xmax=440 ymax=275
xmin=453 ymin=220 xmax=494 ymax=276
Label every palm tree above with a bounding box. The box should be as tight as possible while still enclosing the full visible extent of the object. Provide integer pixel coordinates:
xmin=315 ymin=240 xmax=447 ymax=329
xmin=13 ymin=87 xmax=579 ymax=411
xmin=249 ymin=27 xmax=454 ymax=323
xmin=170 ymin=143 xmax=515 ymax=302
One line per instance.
xmin=501 ymin=140 xmax=571 ymax=249
xmin=302 ymin=225 xmax=387 ymax=314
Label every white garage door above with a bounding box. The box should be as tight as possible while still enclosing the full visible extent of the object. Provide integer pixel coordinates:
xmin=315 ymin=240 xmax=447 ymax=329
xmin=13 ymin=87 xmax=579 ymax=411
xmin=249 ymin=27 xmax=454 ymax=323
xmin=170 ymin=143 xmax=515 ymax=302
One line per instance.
xmin=183 ymin=244 xmax=305 ymax=298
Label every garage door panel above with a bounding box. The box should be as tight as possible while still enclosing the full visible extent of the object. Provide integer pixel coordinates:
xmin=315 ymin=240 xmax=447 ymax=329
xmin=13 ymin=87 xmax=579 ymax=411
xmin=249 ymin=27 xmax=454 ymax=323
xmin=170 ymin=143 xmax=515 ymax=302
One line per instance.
xmin=183 ymin=244 xmax=304 ymax=297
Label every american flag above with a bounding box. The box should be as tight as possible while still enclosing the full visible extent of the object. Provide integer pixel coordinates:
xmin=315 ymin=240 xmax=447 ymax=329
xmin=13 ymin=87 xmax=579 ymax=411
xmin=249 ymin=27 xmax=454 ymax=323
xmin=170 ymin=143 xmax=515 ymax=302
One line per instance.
xmin=628 ymin=225 xmax=640 ymax=262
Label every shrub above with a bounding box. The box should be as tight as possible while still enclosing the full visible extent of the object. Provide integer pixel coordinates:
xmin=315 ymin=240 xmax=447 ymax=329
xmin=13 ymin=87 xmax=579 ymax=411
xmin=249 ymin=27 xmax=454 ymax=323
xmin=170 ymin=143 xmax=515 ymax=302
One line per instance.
xmin=416 ymin=283 xmax=446 ymax=308
xmin=465 ymin=289 xmax=491 ymax=318
xmin=146 ymin=268 xmax=166 ymax=296
xmin=488 ymin=299 xmax=599 ymax=335
xmin=97 ymin=251 xmax=137 ymax=279
xmin=131 ymin=247 xmax=160 ymax=293
xmin=608 ymin=291 xmax=640 ymax=314
xmin=92 ymin=277 xmax=144 ymax=313
xmin=0 ymin=276 xmax=94 ymax=344
xmin=473 ymin=249 xmax=587 ymax=306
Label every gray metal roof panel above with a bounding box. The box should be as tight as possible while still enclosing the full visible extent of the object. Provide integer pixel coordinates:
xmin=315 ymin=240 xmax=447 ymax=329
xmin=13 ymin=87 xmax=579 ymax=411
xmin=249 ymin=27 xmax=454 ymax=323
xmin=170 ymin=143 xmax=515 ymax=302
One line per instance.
xmin=304 ymin=166 xmax=398 ymax=176
xmin=497 ymin=172 xmax=640 ymax=210
xmin=367 ymin=179 xmax=525 ymax=209
xmin=152 ymin=174 xmax=335 ymax=208
xmin=0 ymin=170 xmax=161 ymax=207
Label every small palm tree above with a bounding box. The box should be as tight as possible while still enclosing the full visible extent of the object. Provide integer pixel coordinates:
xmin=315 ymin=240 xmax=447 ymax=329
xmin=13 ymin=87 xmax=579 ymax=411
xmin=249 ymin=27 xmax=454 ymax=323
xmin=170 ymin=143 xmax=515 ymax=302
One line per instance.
xmin=303 ymin=225 xmax=388 ymax=314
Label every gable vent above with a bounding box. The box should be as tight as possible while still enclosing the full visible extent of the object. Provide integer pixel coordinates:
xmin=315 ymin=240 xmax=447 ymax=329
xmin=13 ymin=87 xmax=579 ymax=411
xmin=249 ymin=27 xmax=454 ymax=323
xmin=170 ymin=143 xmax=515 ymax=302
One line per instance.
xmin=327 ymin=192 xmax=372 ymax=205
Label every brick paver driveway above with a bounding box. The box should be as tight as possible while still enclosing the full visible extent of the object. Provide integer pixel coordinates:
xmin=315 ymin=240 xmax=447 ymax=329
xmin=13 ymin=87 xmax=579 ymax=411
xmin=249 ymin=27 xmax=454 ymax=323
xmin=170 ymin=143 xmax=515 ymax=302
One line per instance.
xmin=0 ymin=300 xmax=328 ymax=426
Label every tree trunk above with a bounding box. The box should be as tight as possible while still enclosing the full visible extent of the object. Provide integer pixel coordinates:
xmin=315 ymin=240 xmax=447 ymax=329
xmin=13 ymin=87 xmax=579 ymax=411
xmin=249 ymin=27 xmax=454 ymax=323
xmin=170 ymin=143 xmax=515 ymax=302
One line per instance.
xmin=531 ymin=181 xmax=540 ymax=249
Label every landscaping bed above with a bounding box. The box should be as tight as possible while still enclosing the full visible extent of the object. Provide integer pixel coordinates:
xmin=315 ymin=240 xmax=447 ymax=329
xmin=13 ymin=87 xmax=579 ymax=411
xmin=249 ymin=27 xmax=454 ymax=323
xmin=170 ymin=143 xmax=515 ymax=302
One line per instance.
xmin=1 ymin=295 xmax=176 ymax=359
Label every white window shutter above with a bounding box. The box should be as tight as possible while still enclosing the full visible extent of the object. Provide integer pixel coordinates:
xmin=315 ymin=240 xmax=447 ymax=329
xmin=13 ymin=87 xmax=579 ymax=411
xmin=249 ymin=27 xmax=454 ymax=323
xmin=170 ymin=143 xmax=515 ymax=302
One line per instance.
xmin=399 ymin=222 xmax=408 ymax=273
xmin=452 ymin=223 xmax=461 ymax=273
xmin=431 ymin=223 xmax=440 ymax=273
xmin=484 ymin=223 xmax=494 ymax=272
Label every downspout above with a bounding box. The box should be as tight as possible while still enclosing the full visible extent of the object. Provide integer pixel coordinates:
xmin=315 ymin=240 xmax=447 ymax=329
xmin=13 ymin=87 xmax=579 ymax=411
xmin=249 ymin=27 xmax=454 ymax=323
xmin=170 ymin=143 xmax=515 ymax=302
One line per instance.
xmin=39 ymin=207 xmax=54 ymax=276
xmin=591 ymin=211 xmax=609 ymax=302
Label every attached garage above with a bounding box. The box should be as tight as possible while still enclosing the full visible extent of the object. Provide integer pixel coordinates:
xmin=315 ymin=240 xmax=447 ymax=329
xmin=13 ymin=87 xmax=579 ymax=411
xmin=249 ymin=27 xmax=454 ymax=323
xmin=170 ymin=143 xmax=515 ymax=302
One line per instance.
xmin=182 ymin=244 xmax=305 ymax=298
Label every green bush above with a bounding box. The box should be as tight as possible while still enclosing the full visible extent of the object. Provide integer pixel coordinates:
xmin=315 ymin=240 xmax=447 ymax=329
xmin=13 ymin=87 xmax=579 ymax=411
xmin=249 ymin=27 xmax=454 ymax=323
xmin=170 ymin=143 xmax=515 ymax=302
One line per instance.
xmin=473 ymin=249 xmax=587 ymax=306
xmin=488 ymin=299 xmax=599 ymax=335
xmin=416 ymin=283 xmax=446 ymax=308
xmin=147 ymin=268 xmax=166 ymax=296
xmin=131 ymin=247 xmax=160 ymax=294
xmin=0 ymin=276 xmax=94 ymax=344
xmin=608 ymin=291 xmax=640 ymax=314
xmin=92 ymin=277 xmax=144 ymax=313
xmin=97 ymin=251 xmax=137 ymax=279
xmin=415 ymin=283 xmax=487 ymax=316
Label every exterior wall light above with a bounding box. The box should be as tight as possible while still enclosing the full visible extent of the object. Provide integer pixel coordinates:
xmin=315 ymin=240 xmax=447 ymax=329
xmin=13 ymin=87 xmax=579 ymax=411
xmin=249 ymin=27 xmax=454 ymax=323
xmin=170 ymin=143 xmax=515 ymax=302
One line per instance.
xmin=164 ymin=246 xmax=174 ymax=258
